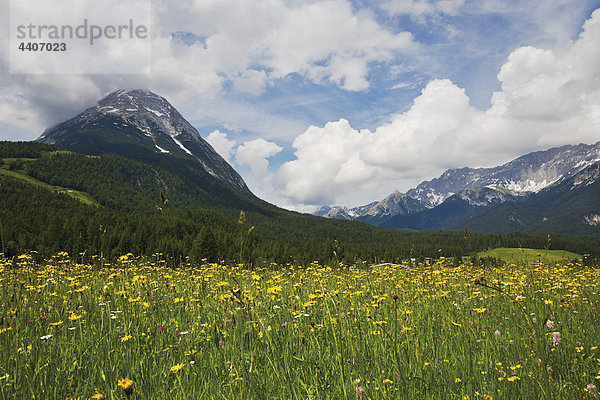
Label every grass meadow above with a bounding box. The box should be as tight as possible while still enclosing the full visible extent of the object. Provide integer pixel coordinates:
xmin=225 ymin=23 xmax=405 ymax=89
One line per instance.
xmin=0 ymin=253 xmax=599 ymax=399
xmin=476 ymin=248 xmax=581 ymax=265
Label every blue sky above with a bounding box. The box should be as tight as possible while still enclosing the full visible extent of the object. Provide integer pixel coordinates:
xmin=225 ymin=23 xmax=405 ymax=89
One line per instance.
xmin=1 ymin=0 xmax=600 ymax=210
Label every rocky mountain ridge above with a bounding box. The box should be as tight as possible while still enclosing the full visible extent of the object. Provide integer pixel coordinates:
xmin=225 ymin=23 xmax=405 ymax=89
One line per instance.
xmin=316 ymin=142 xmax=600 ymax=228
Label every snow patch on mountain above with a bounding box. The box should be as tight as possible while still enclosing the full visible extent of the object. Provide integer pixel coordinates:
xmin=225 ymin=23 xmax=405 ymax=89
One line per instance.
xmin=456 ymin=186 xmax=522 ymax=207
xmin=505 ymin=178 xmax=558 ymax=193
xmin=584 ymin=214 xmax=600 ymax=226
xmin=144 ymin=107 xmax=165 ymax=117
xmin=171 ymin=136 xmax=193 ymax=155
xmin=155 ymin=145 xmax=169 ymax=154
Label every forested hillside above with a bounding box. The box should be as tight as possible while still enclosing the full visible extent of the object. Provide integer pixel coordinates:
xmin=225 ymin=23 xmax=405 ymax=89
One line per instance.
xmin=1 ymin=141 xmax=598 ymax=263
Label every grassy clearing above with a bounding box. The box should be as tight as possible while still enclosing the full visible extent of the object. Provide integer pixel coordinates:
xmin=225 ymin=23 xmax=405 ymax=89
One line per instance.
xmin=0 ymin=254 xmax=598 ymax=399
xmin=0 ymin=168 xmax=100 ymax=207
xmin=0 ymin=158 xmax=37 ymax=165
xmin=477 ymin=248 xmax=581 ymax=264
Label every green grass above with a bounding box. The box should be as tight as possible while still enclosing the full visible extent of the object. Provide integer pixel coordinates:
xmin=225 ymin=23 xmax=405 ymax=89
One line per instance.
xmin=0 ymin=158 xmax=37 ymax=164
xmin=0 ymin=168 xmax=100 ymax=207
xmin=42 ymin=150 xmax=100 ymax=159
xmin=0 ymin=254 xmax=598 ymax=399
xmin=477 ymin=248 xmax=581 ymax=264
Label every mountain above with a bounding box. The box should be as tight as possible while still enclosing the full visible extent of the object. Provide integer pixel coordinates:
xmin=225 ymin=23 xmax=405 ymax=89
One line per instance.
xmin=315 ymin=142 xmax=600 ymax=229
xmin=1 ymin=101 xmax=599 ymax=259
xmin=33 ymin=89 xmax=295 ymax=220
xmin=462 ymin=161 xmax=600 ymax=234
xmin=382 ymin=186 xmax=526 ymax=230
xmin=358 ymin=190 xmax=427 ymax=225
xmin=6 ymin=140 xmax=579 ymax=262
xmin=314 ymin=202 xmax=377 ymax=220
xmin=9 ymin=89 xmax=519 ymax=262
xmin=406 ymin=142 xmax=600 ymax=207
xmin=314 ymin=190 xmax=427 ymax=224
xmin=38 ymin=89 xmax=248 ymax=192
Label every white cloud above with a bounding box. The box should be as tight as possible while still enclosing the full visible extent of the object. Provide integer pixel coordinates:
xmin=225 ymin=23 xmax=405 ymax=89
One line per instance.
xmin=362 ymin=79 xmax=481 ymax=170
xmin=0 ymin=0 xmax=415 ymax=136
xmin=278 ymin=81 xmax=480 ymax=205
xmin=232 ymin=70 xmax=268 ymax=95
xmin=152 ymin=0 xmax=416 ymax=96
xmin=487 ymin=8 xmax=600 ymax=147
xmin=235 ymin=138 xmax=283 ymax=176
xmin=278 ymin=9 xmax=600 ymax=206
xmin=9 ymin=0 xmax=151 ymax=74
xmin=0 ymin=75 xmax=103 ymax=137
xmin=380 ymin=0 xmax=465 ymax=19
xmin=278 ymin=119 xmax=387 ymax=205
xmin=2 ymin=0 xmax=600 ymax=212
xmin=259 ymin=0 xmax=415 ymax=90
xmin=206 ymin=129 xmax=236 ymax=162
xmin=233 ymin=137 xmax=284 ymax=204
xmin=205 ymin=129 xmax=290 ymax=205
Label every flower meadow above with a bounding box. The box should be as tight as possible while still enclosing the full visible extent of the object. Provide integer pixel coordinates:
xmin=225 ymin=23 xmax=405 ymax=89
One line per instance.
xmin=1 ymin=253 xmax=599 ymax=399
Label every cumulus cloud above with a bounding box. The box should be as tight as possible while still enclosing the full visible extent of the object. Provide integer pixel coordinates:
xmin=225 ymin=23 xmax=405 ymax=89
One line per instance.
xmin=257 ymin=0 xmax=415 ymax=91
xmin=233 ymin=137 xmax=284 ymax=203
xmin=235 ymin=138 xmax=283 ymax=176
xmin=232 ymin=70 xmax=268 ymax=96
xmin=0 ymin=75 xmax=103 ymax=136
xmin=278 ymin=9 xmax=600 ymax=206
xmin=278 ymin=120 xmax=377 ymax=205
xmin=206 ymin=129 xmax=236 ymax=162
xmin=205 ymin=129 xmax=286 ymax=204
xmin=278 ymin=81 xmax=480 ymax=205
xmin=0 ymin=0 xmax=415 ymax=136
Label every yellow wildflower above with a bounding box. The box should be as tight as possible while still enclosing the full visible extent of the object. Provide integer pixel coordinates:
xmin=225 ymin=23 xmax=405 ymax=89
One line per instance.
xmin=68 ymin=313 xmax=83 ymax=321
xmin=117 ymin=378 xmax=133 ymax=396
xmin=170 ymin=363 xmax=185 ymax=373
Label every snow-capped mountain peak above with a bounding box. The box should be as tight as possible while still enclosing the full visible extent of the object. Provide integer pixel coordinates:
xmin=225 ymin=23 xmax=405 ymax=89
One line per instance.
xmin=406 ymin=142 xmax=600 ymax=207
xmin=362 ymin=190 xmax=426 ymax=217
xmin=315 ymin=142 xmax=600 ymax=228
xmin=455 ymin=186 xmax=522 ymax=207
xmin=38 ymin=89 xmax=249 ymax=192
xmin=314 ymin=202 xmax=377 ymax=220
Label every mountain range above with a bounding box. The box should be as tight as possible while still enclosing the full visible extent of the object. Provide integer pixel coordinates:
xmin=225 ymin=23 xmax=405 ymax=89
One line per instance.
xmin=0 ymin=88 xmax=598 ymax=261
xmin=7 ymin=89 xmax=415 ymax=261
xmin=34 ymin=88 xmax=600 ymax=236
xmin=315 ymin=142 xmax=600 ymax=233
xmin=0 ymin=88 xmax=511 ymax=262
